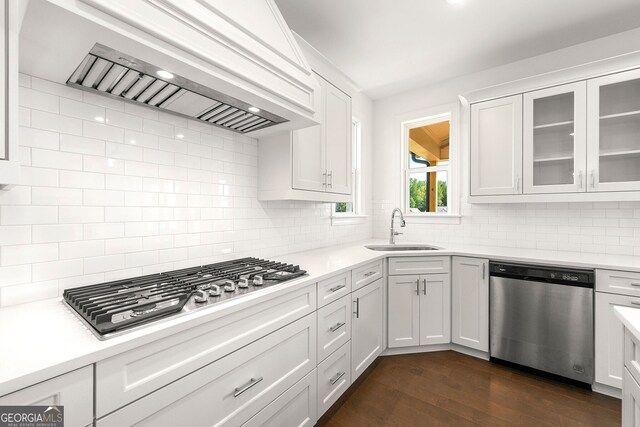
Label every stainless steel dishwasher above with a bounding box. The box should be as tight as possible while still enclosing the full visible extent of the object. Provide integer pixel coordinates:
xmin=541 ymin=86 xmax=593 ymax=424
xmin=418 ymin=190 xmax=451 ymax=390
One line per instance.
xmin=489 ymin=262 xmax=594 ymax=384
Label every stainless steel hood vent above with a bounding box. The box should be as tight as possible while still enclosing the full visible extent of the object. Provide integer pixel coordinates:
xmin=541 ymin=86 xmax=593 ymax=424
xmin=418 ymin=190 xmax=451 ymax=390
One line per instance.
xmin=67 ymin=44 xmax=287 ymax=134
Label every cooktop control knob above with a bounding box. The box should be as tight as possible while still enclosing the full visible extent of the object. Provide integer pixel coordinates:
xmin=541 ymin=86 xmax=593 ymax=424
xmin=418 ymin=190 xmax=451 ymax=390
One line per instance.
xmin=194 ymin=290 xmax=208 ymax=303
xmin=209 ymin=284 xmax=221 ymax=297
xmin=223 ymin=280 xmax=236 ymax=292
xmin=253 ymin=275 xmax=264 ymax=286
xmin=238 ymin=277 xmax=250 ymax=288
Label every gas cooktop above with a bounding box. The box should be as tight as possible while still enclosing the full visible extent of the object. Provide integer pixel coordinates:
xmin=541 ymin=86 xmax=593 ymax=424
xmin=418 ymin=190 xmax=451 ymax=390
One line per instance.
xmin=63 ymin=257 xmax=307 ymax=339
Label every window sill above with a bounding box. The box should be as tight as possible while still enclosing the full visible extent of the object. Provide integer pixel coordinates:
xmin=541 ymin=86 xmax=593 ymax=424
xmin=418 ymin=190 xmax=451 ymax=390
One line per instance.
xmin=331 ymin=214 xmax=368 ymax=226
xmin=404 ymin=214 xmax=462 ymax=225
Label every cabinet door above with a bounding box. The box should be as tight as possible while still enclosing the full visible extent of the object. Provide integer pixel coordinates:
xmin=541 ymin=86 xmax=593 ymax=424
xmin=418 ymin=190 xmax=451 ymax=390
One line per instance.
xmin=595 ymin=292 xmax=640 ymax=389
xmin=470 ymin=95 xmax=523 ymax=195
xmin=623 ymin=368 xmax=640 ymax=427
xmin=387 ymin=275 xmax=420 ymax=348
xmin=523 ymin=82 xmax=587 ymax=194
xmin=0 ymin=366 xmax=93 ymax=427
xmin=420 ymin=273 xmax=451 ymax=346
xmin=451 ymin=257 xmax=489 ymax=352
xmin=292 ymin=77 xmax=326 ymax=192
xmin=324 ymin=81 xmax=352 ymax=195
xmin=587 ymin=68 xmax=640 ymax=192
xmin=351 ymin=278 xmax=383 ymax=381
xmin=0 ymin=0 xmax=5 ymax=161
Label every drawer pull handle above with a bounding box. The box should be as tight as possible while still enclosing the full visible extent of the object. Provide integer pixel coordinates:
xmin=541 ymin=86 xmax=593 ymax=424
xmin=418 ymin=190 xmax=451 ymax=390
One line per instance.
xmin=363 ymin=271 xmax=377 ymax=278
xmin=631 ymin=283 xmax=640 ymax=287
xmin=354 ymin=298 xmax=360 ymax=318
xmin=329 ymin=284 xmax=346 ymax=293
xmin=330 ymin=371 xmax=345 ymax=385
xmin=234 ymin=377 xmax=263 ymax=397
xmin=631 ymin=301 xmax=640 ymax=306
xmin=330 ymin=322 xmax=346 ymax=332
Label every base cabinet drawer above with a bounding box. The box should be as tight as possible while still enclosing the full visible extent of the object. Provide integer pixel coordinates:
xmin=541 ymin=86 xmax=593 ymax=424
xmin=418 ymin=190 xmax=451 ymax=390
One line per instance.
xmin=97 ymin=314 xmax=317 ymax=427
xmin=623 ymin=368 xmax=640 ymax=427
xmin=597 ymin=269 xmax=640 ymax=298
xmin=317 ymin=341 xmax=351 ymax=417
xmin=352 ymin=260 xmax=383 ymax=291
xmin=317 ymin=272 xmax=352 ymax=308
xmin=243 ymin=369 xmax=317 ymax=427
xmin=0 ymin=366 xmax=93 ymax=427
xmin=389 ymin=256 xmax=450 ymax=276
xmin=317 ymin=294 xmax=351 ymax=362
xmin=95 ymin=283 xmax=316 ymax=417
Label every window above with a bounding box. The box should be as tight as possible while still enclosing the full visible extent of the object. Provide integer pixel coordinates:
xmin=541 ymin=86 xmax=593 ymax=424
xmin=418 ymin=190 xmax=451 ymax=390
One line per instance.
xmin=334 ymin=118 xmax=362 ymax=218
xmin=402 ymin=109 xmax=458 ymax=218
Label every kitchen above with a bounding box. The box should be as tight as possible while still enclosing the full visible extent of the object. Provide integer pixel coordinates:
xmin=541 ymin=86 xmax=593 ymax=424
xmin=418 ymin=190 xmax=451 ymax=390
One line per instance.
xmin=1 ymin=0 xmax=640 ymax=425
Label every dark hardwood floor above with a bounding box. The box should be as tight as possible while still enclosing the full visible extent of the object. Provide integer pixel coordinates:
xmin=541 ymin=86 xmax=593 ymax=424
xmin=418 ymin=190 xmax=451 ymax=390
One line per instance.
xmin=319 ymin=351 xmax=621 ymax=427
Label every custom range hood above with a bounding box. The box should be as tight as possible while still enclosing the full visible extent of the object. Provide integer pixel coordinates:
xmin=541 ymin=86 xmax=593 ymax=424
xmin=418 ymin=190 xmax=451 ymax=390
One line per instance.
xmin=19 ymin=0 xmax=318 ymax=135
xmin=68 ymin=44 xmax=285 ymax=134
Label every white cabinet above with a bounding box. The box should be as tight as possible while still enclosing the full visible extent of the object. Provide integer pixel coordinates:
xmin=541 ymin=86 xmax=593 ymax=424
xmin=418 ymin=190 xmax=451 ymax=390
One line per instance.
xmin=317 ymin=294 xmax=351 ymax=362
xmin=0 ymin=0 xmax=20 ymax=184
xmin=470 ymin=95 xmax=522 ymax=196
xmin=623 ymin=368 xmax=640 ymax=427
xmin=258 ymin=72 xmax=352 ymax=202
xmin=451 ymin=256 xmax=489 ymax=352
xmin=351 ymin=278 xmax=384 ymax=381
xmin=95 ymin=283 xmax=316 ymax=417
xmin=523 ymin=82 xmax=587 ymax=194
xmin=97 ymin=314 xmax=316 ymax=427
xmin=595 ymin=291 xmax=640 ymax=389
xmin=243 ymin=370 xmax=317 ymax=427
xmin=317 ymin=341 xmax=351 ymax=417
xmin=323 ymin=80 xmax=352 ymax=194
xmin=0 ymin=366 xmax=93 ymax=427
xmin=587 ymin=68 xmax=640 ymax=192
xmin=387 ymin=274 xmax=451 ymax=348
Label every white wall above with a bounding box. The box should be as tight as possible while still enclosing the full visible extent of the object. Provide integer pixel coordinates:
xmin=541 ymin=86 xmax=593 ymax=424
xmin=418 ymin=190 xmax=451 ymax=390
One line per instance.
xmin=0 ymin=75 xmax=373 ymax=307
xmin=372 ymin=27 xmax=640 ymax=256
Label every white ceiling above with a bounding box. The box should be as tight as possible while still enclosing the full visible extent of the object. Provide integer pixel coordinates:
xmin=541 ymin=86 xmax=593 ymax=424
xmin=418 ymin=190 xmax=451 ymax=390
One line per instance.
xmin=274 ymin=0 xmax=640 ymax=99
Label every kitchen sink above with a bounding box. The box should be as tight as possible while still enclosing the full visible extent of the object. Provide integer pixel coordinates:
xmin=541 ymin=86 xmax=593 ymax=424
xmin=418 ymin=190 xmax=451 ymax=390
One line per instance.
xmin=365 ymin=244 xmax=441 ymax=251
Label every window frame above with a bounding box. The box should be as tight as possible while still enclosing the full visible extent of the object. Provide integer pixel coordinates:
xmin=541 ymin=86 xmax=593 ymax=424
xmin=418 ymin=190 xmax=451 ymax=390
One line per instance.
xmin=400 ymin=103 xmax=461 ymax=222
xmin=332 ymin=117 xmax=365 ymax=224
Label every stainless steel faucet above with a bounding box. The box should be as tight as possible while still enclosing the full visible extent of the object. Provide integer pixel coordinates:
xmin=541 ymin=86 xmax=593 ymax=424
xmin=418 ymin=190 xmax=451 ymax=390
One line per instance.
xmin=389 ymin=208 xmax=406 ymax=244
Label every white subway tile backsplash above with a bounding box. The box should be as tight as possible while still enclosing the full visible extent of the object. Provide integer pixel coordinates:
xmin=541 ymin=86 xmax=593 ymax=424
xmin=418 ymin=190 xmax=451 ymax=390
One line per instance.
xmin=59 ymin=206 xmax=104 ymax=224
xmin=59 ymin=240 xmax=104 ymax=260
xmin=60 ymin=134 xmax=105 ymax=156
xmin=1 ymin=206 xmax=57 ymax=225
xmin=0 ymin=76 xmax=373 ymax=307
xmin=83 ymin=121 xmax=124 ymax=143
xmin=32 ymin=148 xmax=82 ymax=171
xmin=33 ymin=224 xmax=83 ymax=243
xmin=33 ymin=259 xmax=83 ymax=281
xmin=31 ymin=110 xmax=82 ymax=135
xmin=20 ymin=127 xmax=59 ymax=150
xmin=59 ymin=170 xmax=104 ymax=189
xmin=19 ymin=87 xmax=59 ymax=113
xmin=32 ymin=187 xmax=82 ymax=205
xmin=1 ymin=243 xmax=58 ymax=266
xmin=106 ymin=109 xmax=143 ymax=131
xmin=60 ymin=98 xmax=105 ymax=122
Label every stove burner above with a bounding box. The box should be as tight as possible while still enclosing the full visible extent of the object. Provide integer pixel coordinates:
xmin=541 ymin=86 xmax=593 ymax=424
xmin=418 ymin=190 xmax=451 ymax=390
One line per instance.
xmin=63 ymin=257 xmax=307 ymax=337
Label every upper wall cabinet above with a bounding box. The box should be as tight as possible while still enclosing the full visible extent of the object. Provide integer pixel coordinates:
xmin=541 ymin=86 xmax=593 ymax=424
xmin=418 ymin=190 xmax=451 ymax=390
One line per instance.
xmin=470 ymin=95 xmax=522 ymax=196
xmin=523 ymin=82 xmax=587 ymax=194
xmin=469 ymin=68 xmax=640 ymax=203
xmin=587 ymin=69 xmax=640 ymax=192
xmin=258 ymin=72 xmax=352 ymax=202
xmin=20 ymin=0 xmax=318 ymax=130
xmin=0 ymin=0 xmax=20 ymax=185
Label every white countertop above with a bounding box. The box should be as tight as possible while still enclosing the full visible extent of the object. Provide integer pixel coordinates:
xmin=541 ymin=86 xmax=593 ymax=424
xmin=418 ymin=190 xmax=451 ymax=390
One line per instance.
xmin=615 ymin=306 xmax=640 ymax=343
xmin=1 ymin=238 xmax=639 ymax=396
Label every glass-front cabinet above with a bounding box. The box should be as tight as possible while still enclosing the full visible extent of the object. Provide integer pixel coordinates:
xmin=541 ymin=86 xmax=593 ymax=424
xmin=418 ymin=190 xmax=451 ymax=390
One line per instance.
xmin=587 ymin=69 xmax=640 ymax=192
xmin=523 ymin=82 xmax=587 ymax=194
